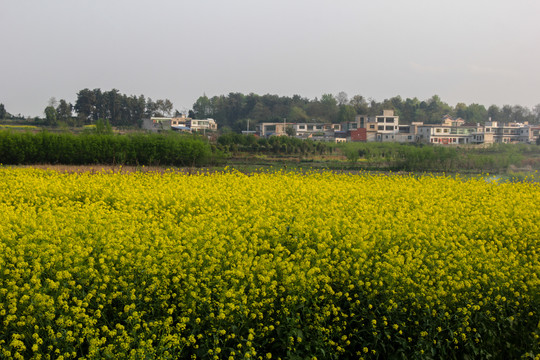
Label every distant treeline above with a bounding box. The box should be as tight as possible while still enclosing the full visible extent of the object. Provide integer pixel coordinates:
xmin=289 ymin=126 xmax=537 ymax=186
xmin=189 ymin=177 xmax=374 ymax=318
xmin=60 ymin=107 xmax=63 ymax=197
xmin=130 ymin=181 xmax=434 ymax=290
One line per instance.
xmin=340 ymin=142 xmax=537 ymax=172
xmin=191 ymin=93 xmax=540 ymax=132
xmin=3 ymin=90 xmax=540 ymax=132
xmin=40 ymin=89 xmax=176 ymax=128
xmin=0 ymin=131 xmax=211 ymax=167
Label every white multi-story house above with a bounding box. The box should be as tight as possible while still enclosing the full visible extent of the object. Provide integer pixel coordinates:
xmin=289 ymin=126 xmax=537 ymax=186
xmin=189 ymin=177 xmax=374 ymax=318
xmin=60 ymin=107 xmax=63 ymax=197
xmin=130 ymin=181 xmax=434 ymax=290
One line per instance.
xmin=373 ymin=109 xmax=400 ymax=135
xmin=293 ymin=123 xmax=341 ymax=138
xmin=187 ymin=118 xmax=217 ymax=131
xmin=416 ymin=120 xmax=537 ymax=146
xmin=417 ymin=124 xmax=485 ymax=145
xmin=484 ymin=121 xmax=532 ymax=143
xmin=355 ymin=110 xmax=400 ymax=142
xmin=143 ymin=116 xmax=218 ymax=132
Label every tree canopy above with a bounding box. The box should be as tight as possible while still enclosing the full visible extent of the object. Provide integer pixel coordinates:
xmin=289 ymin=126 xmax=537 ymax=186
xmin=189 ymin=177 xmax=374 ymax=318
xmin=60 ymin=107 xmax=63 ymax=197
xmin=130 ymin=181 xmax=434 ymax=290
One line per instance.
xmin=20 ymin=89 xmax=540 ymax=130
xmin=191 ymin=92 xmax=540 ymax=130
xmin=73 ymin=88 xmax=172 ymax=127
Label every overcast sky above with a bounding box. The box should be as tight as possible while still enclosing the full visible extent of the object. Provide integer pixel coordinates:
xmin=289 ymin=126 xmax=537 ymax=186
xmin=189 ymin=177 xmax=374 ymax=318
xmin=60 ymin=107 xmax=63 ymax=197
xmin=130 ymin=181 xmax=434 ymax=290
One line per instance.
xmin=1 ymin=0 xmax=539 ymax=117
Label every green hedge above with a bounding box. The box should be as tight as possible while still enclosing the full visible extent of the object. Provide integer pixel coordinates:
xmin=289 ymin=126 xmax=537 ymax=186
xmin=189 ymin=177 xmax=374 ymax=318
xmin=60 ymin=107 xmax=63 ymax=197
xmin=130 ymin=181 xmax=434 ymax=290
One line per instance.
xmin=339 ymin=142 xmax=531 ymax=172
xmin=0 ymin=131 xmax=212 ymax=167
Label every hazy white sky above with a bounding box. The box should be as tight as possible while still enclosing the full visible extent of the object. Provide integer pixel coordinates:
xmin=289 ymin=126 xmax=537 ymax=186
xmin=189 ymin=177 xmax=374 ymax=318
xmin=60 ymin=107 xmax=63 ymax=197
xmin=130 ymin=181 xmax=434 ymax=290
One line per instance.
xmin=1 ymin=0 xmax=539 ymax=117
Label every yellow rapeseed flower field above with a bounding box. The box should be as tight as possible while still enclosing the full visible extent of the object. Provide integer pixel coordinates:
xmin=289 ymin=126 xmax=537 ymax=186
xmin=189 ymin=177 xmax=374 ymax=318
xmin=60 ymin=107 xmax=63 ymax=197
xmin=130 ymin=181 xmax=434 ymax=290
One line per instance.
xmin=0 ymin=167 xmax=538 ymax=359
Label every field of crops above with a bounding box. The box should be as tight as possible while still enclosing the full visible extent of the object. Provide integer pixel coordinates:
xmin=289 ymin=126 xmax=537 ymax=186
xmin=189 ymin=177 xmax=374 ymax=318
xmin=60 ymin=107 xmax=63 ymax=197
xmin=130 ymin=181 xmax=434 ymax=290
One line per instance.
xmin=0 ymin=167 xmax=539 ymax=359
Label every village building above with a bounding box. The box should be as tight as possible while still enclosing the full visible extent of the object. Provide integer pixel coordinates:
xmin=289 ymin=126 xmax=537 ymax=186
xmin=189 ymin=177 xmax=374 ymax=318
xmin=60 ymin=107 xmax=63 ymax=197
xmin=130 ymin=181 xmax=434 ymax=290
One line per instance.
xmin=142 ymin=116 xmax=217 ymax=132
xmin=249 ymin=110 xmax=539 ymax=145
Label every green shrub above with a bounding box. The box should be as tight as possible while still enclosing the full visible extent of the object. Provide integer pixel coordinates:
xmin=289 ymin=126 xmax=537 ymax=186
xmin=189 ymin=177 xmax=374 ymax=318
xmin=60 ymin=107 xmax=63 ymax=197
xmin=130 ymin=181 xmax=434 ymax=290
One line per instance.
xmin=0 ymin=130 xmax=212 ymax=167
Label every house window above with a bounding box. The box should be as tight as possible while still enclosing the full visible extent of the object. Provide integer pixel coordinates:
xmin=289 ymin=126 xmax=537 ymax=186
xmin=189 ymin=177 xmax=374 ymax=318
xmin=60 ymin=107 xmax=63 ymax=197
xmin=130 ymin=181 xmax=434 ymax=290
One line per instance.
xmin=299 ymin=125 xmax=306 ymax=130
xmin=377 ymin=117 xmax=384 ymax=123
xmin=385 ymin=126 xmax=393 ymax=131
xmin=436 ymin=129 xmax=441 ymax=133
xmin=378 ymin=126 xmax=384 ymax=130
xmin=369 ymin=125 xmax=375 ymax=129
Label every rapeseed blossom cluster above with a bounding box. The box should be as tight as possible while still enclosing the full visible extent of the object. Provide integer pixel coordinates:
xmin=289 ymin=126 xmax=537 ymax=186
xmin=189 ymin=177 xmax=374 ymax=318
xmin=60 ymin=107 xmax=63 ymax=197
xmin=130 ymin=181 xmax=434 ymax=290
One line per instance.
xmin=0 ymin=168 xmax=538 ymax=359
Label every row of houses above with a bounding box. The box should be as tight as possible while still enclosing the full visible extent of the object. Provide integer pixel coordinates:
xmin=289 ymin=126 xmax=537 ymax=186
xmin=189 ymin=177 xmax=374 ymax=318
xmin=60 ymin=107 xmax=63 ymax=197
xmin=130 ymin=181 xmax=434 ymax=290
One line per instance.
xmin=141 ymin=111 xmax=539 ymax=145
xmin=142 ymin=115 xmax=217 ymax=132
xmin=254 ymin=110 xmax=540 ymax=145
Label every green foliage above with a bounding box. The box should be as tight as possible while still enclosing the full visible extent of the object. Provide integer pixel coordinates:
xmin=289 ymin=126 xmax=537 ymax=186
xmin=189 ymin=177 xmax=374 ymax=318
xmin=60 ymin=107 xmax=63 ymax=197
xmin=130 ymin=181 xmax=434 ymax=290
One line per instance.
xmin=337 ymin=142 xmax=532 ymax=172
xmin=0 ymin=103 xmax=6 ymax=120
xmin=44 ymin=106 xmax=58 ymax=126
xmin=56 ymin=99 xmax=74 ymax=126
xmin=94 ymin=118 xmax=113 ymax=134
xmin=338 ymin=104 xmax=357 ymax=123
xmin=216 ymin=133 xmax=331 ymax=156
xmin=0 ymin=130 xmax=212 ymax=166
xmin=342 ymin=142 xmax=360 ymax=163
xmin=74 ymin=88 xmax=169 ymax=127
xmin=192 ymin=92 xmax=540 ymax=131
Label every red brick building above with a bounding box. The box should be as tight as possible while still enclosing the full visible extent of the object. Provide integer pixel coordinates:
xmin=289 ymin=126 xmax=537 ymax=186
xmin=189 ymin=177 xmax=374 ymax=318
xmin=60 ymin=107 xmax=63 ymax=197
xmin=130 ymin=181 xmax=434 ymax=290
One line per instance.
xmin=350 ymin=128 xmax=367 ymax=142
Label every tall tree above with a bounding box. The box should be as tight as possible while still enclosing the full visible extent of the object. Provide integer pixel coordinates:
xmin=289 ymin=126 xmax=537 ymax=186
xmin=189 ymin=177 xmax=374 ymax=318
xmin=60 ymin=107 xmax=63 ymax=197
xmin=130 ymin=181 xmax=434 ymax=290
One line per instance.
xmin=155 ymin=99 xmax=173 ymax=117
xmin=145 ymin=98 xmax=159 ymax=117
xmin=192 ymin=95 xmax=213 ymax=119
xmin=426 ymin=95 xmax=451 ymax=123
xmin=56 ymin=99 xmax=73 ymax=125
xmin=126 ymin=95 xmax=146 ymax=127
xmin=224 ymin=93 xmax=246 ymax=126
xmin=105 ymin=89 xmax=121 ymax=123
xmin=74 ymin=88 xmax=96 ymax=124
xmin=44 ymin=106 xmax=58 ymax=126
xmin=288 ymin=106 xmax=309 ymax=123
xmin=510 ymin=105 xmax=531 ymax=123
xmin=455 ymin=103 xmax=468 ymax=119
xmin=338 ymin=105 xmax=357 ymax=123
xmin=350 ymin=95 xmax=369 ymax=115
xmin=0 ymin=103 xmax=6 ymax=120
xmin=501 ymin=105 xmax=513 ymax=121
xmin=336 ymin=91 xmax=349 ymax=106
xmin=465 ymin=104 xmax=487 ymax=123
xmin=400 ymin=97 xmax=420 ymax=123
xmin=533 ymin=104 xmax=540 ymax=124
xmin=487 ymin=105 xmax=501 ymax=122
xmin=249 ymin=102 xmax=272 ymax=122
xmin=48 ymin=97 xmax=58 ymax=108
xmin=320 ymin=93 xmax=338 ymax=122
